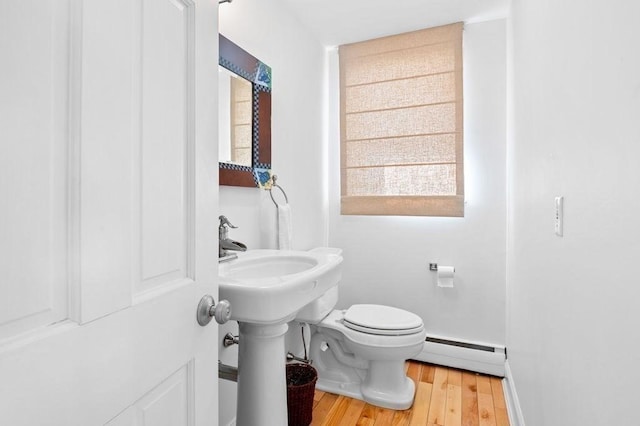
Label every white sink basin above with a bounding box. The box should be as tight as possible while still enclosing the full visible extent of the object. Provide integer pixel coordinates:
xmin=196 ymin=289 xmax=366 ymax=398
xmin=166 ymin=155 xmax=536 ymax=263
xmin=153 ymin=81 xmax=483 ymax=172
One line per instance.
xmin=219 ymin=249 xmax=343 ymax=324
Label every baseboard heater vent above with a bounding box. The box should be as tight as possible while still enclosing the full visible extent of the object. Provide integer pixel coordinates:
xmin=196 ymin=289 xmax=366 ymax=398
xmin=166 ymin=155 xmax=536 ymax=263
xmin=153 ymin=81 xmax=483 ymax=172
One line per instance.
xmin=413 ymin=335 xmax=506 ymax=377
xmin=425 ymin=336 xmax=497 ymax=353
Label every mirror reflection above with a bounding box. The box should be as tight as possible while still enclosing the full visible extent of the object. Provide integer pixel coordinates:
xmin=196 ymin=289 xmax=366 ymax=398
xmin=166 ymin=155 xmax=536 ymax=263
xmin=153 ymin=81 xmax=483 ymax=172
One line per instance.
xmin=218 ymin=66 xmax=253 ymax=167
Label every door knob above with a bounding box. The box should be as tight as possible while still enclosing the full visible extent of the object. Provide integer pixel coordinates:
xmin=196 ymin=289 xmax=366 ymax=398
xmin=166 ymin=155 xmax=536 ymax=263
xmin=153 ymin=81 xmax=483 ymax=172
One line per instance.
xmin=197 ymin=295 xmax=232 ymax=326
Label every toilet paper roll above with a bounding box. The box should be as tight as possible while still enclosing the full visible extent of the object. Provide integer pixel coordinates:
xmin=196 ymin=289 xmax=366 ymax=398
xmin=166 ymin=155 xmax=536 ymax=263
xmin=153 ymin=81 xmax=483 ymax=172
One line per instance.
xmin=437 ymin=266 xmax=455 ymax=288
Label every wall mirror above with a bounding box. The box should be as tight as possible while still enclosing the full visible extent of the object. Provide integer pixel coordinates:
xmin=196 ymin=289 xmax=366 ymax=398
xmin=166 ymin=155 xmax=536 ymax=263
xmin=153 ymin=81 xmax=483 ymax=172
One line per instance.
xmin=219 ymin=34 xmax=272 ymax=187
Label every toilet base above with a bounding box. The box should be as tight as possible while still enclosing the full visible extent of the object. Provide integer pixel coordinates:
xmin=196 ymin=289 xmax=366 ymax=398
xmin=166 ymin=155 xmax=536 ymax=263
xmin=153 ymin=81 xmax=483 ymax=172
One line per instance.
xmin=361 ymin=360 xmax=416 ymax=410
xmin=316 ymin=377 xmax=363 ymax=402
xmin=316 ymin=373 xmax=416 ymax=410
xmin=312 ymin=337 xmax=417 ymax=410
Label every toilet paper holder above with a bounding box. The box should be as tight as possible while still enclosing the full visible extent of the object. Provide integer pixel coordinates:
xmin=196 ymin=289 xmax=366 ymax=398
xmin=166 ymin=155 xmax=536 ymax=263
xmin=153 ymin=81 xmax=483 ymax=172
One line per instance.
xmin=429 ymin=263 xmax=455 ymax=273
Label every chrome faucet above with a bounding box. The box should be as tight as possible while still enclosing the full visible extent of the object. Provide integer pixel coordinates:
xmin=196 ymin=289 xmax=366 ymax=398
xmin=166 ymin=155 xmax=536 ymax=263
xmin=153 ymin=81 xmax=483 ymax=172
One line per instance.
xmin=219 ymin=215 xmax=247 ymax=260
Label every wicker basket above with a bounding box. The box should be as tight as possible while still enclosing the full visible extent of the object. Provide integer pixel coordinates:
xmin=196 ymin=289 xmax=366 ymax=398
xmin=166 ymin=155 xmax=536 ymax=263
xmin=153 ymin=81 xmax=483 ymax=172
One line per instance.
xmin=286 ymin=363 xmax=318 ymax=426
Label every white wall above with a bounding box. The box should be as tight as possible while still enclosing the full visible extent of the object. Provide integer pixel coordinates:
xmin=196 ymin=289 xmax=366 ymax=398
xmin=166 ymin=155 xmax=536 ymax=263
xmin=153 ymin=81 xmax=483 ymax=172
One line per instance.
xmin=507 ymin=1 xmax=640 ymax=424
xmin=327 ymin=19 xmax=507 ymax=345
xmin=217 ymin=2 xmax=326 ymax=425
xmin=218 ymin=0 xmax=327 ymax=252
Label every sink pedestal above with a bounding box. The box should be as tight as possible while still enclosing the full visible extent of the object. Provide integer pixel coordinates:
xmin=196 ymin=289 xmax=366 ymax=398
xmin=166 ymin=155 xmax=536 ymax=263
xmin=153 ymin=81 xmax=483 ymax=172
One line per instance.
xmin=236 ymin=322 xmax=289 ymax=426
xmin=219 ymin=249 xmax=343 ymax=425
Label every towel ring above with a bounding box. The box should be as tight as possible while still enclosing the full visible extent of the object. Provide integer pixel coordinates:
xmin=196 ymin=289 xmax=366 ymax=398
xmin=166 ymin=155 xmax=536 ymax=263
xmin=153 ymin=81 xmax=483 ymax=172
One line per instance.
xmin=269 ymin=175 xmax=289 ymax=206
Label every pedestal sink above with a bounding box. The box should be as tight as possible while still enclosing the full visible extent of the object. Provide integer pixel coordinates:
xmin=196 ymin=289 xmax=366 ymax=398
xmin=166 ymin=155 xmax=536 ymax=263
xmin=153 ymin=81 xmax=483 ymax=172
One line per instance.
xmin=219 ymin=249 xmax=343 ymax=426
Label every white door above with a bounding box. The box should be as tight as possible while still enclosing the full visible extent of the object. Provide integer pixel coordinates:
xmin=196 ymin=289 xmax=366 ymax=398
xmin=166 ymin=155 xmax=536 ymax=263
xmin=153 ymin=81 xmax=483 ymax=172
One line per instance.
xmin=0 ymin=1 xmax=220 ymax=425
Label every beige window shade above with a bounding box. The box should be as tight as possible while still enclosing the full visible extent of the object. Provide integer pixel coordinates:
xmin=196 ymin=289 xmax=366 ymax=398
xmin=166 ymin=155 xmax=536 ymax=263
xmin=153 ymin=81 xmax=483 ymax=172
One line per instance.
xmin=340 ymin=22 xmax=464 ymax=217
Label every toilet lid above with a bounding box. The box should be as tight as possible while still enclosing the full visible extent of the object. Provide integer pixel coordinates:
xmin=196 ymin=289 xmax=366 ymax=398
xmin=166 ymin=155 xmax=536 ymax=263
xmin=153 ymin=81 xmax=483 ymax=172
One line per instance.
xmin=343 ymin=304 xmax=424 ymax=336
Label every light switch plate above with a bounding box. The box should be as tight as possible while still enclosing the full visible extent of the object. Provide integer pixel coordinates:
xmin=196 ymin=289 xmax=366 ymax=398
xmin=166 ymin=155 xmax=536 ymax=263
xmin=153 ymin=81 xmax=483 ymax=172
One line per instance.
xmin=555 ymin=196 xmax=564 ymax=236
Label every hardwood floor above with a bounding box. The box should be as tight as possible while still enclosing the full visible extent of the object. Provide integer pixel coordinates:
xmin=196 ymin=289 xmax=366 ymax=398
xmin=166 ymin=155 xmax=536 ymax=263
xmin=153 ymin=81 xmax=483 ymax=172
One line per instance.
xmin=310 ymin=361 xmax=509 ymax=426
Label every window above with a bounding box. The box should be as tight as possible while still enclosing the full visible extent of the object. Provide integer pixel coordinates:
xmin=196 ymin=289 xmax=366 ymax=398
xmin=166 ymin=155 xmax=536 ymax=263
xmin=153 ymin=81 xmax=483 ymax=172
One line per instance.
xmin=339 ymin=22 xmax=464 ymax=217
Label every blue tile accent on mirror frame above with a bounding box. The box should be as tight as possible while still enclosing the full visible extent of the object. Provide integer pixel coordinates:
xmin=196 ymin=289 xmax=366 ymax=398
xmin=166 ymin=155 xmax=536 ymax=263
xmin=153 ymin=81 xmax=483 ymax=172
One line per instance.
xmin=219 ymin=57 xmax=271 ymax=91
xmin=254 ymin=62 xmax=272 ymax=90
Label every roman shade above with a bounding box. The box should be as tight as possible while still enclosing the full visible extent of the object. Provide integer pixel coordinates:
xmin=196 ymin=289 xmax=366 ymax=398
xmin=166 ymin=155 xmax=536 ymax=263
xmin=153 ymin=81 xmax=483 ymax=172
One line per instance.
xmin=340 ymin=22 xmax=464 ymax=216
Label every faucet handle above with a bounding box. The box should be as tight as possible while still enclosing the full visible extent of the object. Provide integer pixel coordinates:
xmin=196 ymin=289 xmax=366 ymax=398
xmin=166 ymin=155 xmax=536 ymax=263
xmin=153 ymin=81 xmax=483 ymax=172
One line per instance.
xmin=219 ymin=215 xmax=237 ymax=229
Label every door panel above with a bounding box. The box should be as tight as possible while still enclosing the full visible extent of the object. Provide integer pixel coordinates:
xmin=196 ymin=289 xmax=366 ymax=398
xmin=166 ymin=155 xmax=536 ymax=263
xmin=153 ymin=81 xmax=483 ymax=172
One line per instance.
xmin=0 ymin=0 xmax=69 ymax=341
xmin=78 ymin=0 xmax=136 ymax=322
xmin=139 ymin=0 xmax=194 ymax=296
xmin=0 ymin=0 xmax=219 ymax=424
xmin=107 ymin=364 xmax=192 ymax=426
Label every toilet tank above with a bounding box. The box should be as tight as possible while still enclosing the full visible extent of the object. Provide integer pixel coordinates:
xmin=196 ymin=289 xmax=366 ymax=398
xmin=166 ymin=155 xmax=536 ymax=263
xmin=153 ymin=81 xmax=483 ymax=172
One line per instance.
xmin=295 ymin=286 xmax=338 ymax=323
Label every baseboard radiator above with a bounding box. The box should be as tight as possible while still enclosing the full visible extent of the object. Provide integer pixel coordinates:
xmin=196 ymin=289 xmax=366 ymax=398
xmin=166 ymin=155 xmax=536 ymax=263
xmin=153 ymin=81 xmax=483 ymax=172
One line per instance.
xmin=412 ymin=335 xmax=506 ymax=377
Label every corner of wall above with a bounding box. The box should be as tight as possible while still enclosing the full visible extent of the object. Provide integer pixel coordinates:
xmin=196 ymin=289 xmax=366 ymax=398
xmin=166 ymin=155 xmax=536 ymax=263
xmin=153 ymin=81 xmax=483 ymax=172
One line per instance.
xmin=503 ymin=360 xmax=526 ymax=426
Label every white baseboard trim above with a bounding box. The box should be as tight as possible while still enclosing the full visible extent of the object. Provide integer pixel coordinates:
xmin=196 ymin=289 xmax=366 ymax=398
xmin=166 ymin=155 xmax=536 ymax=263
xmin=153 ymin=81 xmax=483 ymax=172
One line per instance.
xmin=412 ymin=336 xmax=506 ymax=376
xmin=503 ymin=360 xmax=526 ymax=426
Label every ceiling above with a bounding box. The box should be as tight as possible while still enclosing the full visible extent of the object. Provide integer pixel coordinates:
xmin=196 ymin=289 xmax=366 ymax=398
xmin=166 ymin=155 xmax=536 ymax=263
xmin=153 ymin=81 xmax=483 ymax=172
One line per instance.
xmin=279 ymin=0 xmax=508 ymax=46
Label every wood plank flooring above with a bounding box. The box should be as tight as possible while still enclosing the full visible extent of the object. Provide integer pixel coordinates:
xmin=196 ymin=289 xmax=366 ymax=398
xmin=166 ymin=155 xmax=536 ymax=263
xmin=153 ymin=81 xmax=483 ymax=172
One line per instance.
xmin=310 ymin=361 xmax=509 ymax=426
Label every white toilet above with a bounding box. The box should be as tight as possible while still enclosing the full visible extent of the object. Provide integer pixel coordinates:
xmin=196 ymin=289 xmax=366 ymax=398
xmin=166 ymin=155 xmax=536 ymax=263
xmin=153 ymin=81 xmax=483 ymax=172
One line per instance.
xmin=296 ymin=252 xmax=426 ymax=410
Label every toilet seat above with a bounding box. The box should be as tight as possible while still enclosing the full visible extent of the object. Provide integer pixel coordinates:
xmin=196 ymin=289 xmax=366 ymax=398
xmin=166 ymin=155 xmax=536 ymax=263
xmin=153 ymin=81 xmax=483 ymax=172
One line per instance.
xmin=343 ymin=304 xmax=424 ymax=336
xmin=319 ymin=309 xmax=425 ymax=348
